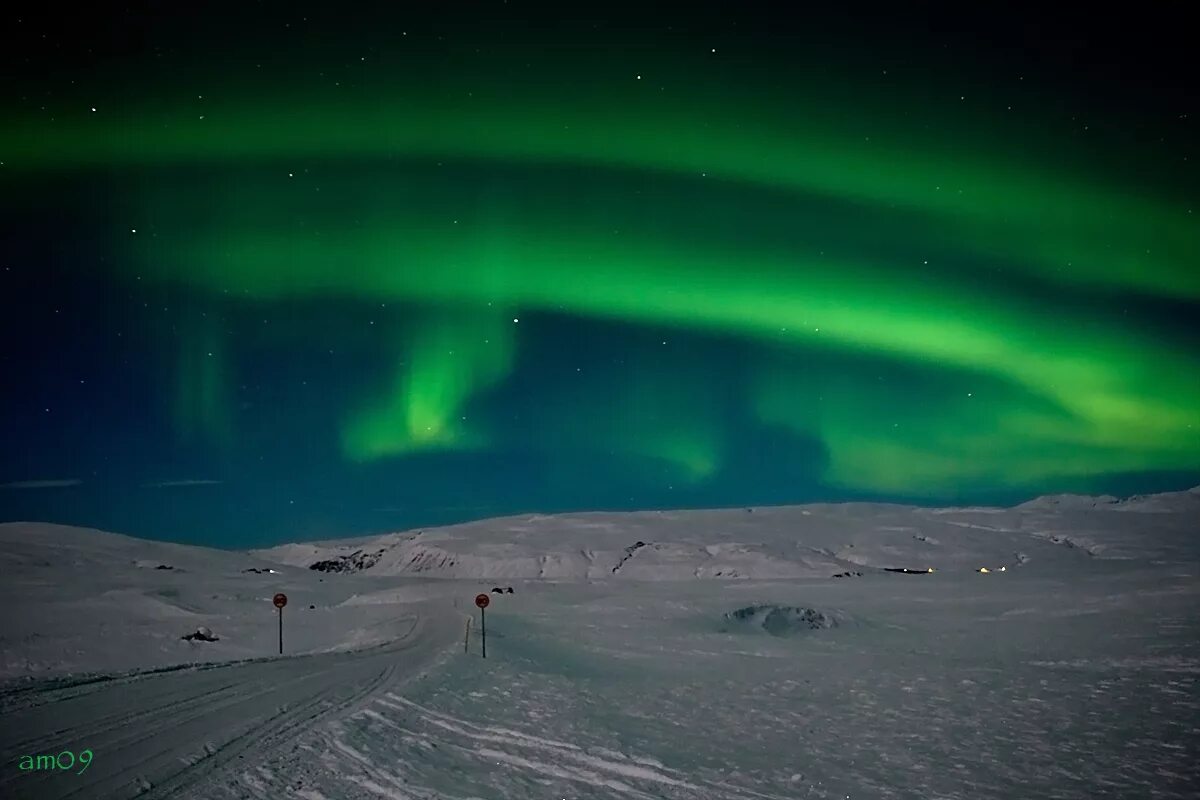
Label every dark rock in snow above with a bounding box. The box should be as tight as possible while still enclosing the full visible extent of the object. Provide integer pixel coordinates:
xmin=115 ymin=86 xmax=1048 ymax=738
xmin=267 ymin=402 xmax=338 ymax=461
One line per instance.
xmin=181 ymin=626 xmax=219 ymax=642
xmin=309 ymin=548 xmax=385 ymax=573
xmin=611 ymin=541 xmax=649 ymax=574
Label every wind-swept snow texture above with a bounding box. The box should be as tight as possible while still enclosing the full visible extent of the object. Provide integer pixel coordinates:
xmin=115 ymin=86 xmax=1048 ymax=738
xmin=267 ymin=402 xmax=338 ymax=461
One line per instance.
xmin=2 ymin=488 xmax=1198 ymax=799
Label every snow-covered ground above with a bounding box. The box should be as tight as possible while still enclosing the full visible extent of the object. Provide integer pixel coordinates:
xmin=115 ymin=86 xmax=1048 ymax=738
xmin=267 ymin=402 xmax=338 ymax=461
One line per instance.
xmin=1 ymin=489 xmax=1198 ymax=799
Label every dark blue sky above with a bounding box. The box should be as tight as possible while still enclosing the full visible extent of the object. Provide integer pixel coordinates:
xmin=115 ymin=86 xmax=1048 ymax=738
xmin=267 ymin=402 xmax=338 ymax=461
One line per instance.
xmin=2 ymin=3 xmax=1197 ymax=547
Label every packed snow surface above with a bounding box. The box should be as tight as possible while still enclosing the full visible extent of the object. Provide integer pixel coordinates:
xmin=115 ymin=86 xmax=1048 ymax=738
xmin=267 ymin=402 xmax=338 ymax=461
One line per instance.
xmin=1 ymin=488 xmax=1198 ymax=798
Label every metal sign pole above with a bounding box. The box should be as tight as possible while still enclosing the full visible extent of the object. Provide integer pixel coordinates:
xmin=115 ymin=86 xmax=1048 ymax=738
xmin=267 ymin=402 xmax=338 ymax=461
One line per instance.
xmin=474 ymin=593 xmax=490 ymax=660
xmin=273 ymin=593 xmax=288 ymax=655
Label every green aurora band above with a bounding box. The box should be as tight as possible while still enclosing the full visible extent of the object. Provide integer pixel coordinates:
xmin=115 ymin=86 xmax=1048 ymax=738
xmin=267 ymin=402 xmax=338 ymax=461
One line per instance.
xmin=5 ymin=47 xmax=1197 ymax=498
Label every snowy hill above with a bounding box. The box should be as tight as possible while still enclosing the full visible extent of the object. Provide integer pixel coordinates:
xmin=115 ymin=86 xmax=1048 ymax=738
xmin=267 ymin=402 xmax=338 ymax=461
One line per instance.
xmin=2 ymin=487 xmax=1196 ymax=680
xmin=253 ymin=488 xmax=1200 ymax=579
xmin=0 ymin=522 xmax=456 ymax=679
xmin=1 ymin=488 xmax=1198 ymax=800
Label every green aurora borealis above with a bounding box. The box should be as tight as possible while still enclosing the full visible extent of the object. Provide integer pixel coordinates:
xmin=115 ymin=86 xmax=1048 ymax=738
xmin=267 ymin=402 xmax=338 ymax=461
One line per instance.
xmin=2 ymin=6 xmax=1197 ymax=543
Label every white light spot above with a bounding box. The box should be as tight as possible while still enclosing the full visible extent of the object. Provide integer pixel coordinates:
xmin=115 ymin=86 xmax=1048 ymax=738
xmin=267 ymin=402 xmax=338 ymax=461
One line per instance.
xmin=513 ymin=318 xmax=519 ymax=323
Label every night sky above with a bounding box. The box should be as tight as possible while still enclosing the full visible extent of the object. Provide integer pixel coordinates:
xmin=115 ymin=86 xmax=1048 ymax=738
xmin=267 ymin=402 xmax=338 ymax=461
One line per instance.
xmin=2 ymin=3 xmax=1197 ymax=547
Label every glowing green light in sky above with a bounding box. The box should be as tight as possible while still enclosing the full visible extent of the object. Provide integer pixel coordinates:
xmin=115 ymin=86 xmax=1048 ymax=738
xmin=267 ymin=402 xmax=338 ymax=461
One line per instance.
xmin=104 ymin=165 xmax=1200 ymax=493
xmin=173 ymin=317 xmax=233 ymax=448
xmin=5 ymin=44 xmax=1197 ymax=498
xmin=342 ymin=313 xmax=515 ymax=460
xmin=4 ymin=82 xmax=1196 ymax=301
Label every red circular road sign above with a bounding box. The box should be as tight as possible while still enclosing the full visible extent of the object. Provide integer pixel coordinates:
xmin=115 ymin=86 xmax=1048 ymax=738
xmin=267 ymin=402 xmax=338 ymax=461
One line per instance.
xmin=474 ymin=593 xmax=490 ymax=609
xmin=273 ymin=593 xmax=288 ymax=608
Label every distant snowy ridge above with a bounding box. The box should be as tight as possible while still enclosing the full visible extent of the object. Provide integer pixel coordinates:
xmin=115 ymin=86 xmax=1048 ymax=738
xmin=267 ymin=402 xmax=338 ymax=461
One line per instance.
xmin=1016 ymin=486 xmax=1200 ymax=513
xmin=251 ymin=486 xmax=1200 ymax=579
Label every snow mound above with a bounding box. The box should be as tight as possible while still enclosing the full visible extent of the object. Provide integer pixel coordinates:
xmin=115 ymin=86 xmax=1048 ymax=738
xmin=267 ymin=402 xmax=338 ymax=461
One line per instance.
xmin=722 ymin=605 xmax=841 ymax=636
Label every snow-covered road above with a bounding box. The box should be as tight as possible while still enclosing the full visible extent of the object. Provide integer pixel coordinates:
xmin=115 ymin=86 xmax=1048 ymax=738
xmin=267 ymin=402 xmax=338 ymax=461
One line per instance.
xmin=0 ymin=602 xmax=460 ymax=800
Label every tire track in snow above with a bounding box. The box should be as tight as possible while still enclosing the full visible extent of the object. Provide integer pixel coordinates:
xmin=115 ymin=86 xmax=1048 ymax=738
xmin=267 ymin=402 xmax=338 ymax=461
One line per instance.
xmin=2 ymin=679 xmax=259 ymax=755
xmin=293 ymin=690 xmax=800 ymax=800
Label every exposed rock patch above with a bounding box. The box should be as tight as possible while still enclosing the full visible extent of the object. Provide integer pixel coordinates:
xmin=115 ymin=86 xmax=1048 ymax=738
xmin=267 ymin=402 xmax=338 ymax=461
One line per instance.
xmin=310 ymin=548 xmax=386 ymax=573
xmin=722 ymin=605 xmax=840 ymax=637
xmin=611 ymin=541 xmax=648 ymax=574
xmin=181 ymin=626 xmax=219 ymax=642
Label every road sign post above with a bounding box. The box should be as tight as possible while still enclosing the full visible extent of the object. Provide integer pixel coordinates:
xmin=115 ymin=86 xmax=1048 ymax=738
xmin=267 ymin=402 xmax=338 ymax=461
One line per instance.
xmin=273 ymin=593 xmax=288 ymax=654
xmin=474 ymin=593 xmax=490 ymax=659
